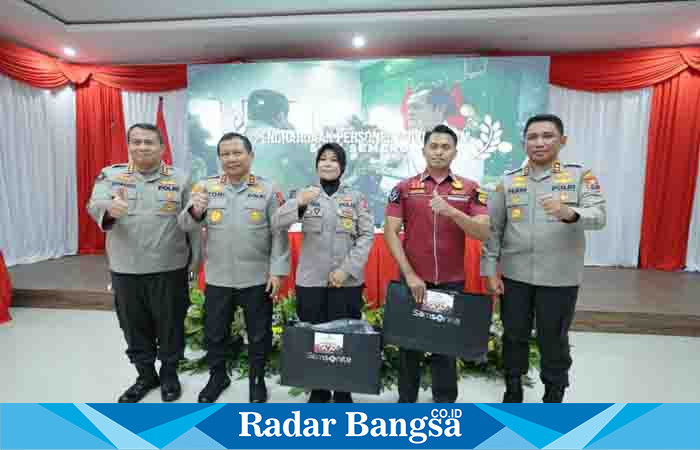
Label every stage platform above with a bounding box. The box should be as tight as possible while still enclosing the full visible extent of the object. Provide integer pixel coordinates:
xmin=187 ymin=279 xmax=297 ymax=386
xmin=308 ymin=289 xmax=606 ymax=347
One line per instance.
xmin=8 ymin=255 xmax=700 ymax=336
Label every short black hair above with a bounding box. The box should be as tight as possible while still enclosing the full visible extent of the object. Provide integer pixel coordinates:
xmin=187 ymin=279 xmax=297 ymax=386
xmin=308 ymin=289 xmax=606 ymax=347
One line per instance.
xmin=524 ymin=114 xmax=564 ymax=137
xmin=424 ymin=124 xmax=458 ymax=146
xmin=217 ymin=132 xmax=252 ymax=155
xmin=315 ymin=142 xmax=347 ymax=176
xmin=127 ymin=123 xmax=163 ymax=144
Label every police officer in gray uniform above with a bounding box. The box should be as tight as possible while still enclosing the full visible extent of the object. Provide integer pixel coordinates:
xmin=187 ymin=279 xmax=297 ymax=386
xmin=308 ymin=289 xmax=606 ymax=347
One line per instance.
xmin=481 ymin=114 xmax=606 ymax=403
xmin=87 ymin=123 xmax=198 ymax=403
xmin=272 ymin=142 xmax=374 ymax=403
xmin=179 ymin=132 xmax=289 ymax=404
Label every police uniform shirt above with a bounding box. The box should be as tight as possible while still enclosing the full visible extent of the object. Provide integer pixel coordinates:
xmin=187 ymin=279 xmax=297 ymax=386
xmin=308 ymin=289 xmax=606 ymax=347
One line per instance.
xmin=87 ymin=162 xmax=193 ymax=274
xmin=178 ymin=174 xmax=290 ymax=288
xmin=481 ymin=160 xmax=606 ymax=286
xmin=272 ymin=183 xmax=374 ymax=287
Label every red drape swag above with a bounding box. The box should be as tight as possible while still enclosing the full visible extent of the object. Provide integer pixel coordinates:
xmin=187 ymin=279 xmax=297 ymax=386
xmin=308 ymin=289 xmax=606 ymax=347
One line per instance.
xmin=0 ymin=251 xmax=12 ymax=324
xmin=551 ymin=47 xmax=700 ymax=270
xmin=198 ymin=233 xmax=488 ymax=308
xmin=0 ymin=38 xmax=187 ymax=91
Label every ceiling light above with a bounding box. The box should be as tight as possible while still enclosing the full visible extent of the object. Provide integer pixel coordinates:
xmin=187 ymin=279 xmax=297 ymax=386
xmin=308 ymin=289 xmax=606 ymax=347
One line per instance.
xmin=63 ymin=47 xmax=76 ymax=57
xmin=352 ymin=36 xmax=366 ymax=49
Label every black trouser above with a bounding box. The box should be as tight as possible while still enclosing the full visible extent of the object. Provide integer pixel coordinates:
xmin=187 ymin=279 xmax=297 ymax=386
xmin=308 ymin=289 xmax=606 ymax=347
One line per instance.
xmin=296 ymin=285 xmax=363 ymax=398
xmin=501 ymin=277 xmax=579 ymax=387
xmin=398 ymin=281 xmax=463 ymax=403
xmin=295 ymin=285 xmax=363 ymax=324
xmin=204 ymin=284 xmax=272 ymax=377
xmin=111 ymin=268 xmax=189 ymax=369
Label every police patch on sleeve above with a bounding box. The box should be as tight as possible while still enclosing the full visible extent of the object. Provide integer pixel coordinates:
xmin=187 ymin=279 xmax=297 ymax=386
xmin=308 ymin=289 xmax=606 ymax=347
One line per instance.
xmin=583 ymin=170 xmax=601 ymax=191
xmin=388 ymin=187 xmax=401 ymax=204
xmin=275 ymin=191 xmax=285 ymax=206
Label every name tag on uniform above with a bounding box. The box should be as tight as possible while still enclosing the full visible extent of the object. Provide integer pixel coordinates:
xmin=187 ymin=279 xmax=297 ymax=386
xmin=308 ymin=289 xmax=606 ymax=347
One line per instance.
xmin=305 ymin=203 xmax=322 ymax=217
xmin=447 ymin=195 xmax=469 ymax=202
xmin=552 ymin=184 xmax=576 ymax=192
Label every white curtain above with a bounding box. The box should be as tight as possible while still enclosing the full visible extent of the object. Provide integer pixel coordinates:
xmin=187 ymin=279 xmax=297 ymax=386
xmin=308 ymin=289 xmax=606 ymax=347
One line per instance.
xmin=122 ymin=90 xmax=189 ymax=172
xmin=0 ymin=74 xmax=77 ymax=267
xmin=685 ymin=158 xmax=700 ymax=271
xmin=550 ymin=85 xmax=652 ymax=267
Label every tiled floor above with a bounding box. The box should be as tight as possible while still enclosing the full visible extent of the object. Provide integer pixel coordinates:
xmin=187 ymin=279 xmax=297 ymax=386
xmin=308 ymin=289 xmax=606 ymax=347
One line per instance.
xmin=2 ymin=307 xmax=699 ymax=404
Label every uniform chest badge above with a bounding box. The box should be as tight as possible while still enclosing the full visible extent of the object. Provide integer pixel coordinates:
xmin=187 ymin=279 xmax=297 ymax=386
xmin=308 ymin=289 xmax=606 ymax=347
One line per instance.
xmin=160 ymin=202 xmax=177 ymax=213
xmin=249 ymin=210 xmax=263 ymax=223
xmin=210 ymin=209 xmax=223 ymax=223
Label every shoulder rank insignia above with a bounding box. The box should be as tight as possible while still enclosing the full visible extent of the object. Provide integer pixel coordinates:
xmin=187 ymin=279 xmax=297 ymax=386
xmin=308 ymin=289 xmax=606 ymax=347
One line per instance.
xmin=477 ymin=189 xmax=488 ymax=206
xmin=191 ymin=182 xmax=206 ymax=193
xmin=451 ymin=179 xmax=464 ymax=190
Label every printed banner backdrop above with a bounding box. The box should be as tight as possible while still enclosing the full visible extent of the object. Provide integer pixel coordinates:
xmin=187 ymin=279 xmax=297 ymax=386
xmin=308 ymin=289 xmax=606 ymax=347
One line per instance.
xmin=2 ymin=403 xmax=700 ymax=449
xmin=187 ymin=57 xmax=549 ymax=225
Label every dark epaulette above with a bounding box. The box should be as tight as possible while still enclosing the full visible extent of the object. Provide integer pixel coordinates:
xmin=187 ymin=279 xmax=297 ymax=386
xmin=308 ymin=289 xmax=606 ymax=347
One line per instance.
xmin=564 ymin=163 xmax=583 ymax=168
xmin=476 ymin=188 xmax=488 ymax=206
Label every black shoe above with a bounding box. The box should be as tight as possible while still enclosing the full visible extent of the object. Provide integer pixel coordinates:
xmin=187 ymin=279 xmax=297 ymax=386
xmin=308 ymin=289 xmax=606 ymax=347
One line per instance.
xmin=198 ymin=372 xmax=231 ymax=403
xmin=160 ymin=364 xmax=181 ymax=402
xmin=333 ymin=391 xmax=353 ymax=403
xmin=543 ymin=384 xmax=565 ymax=403
xmin=249 ymin=377 xmax=268 ymax=403
xmin=308 ymin=389 xmax=331 ymax=403
xmin=118 ymin=367 xmax=160 ymax=403
xmin=397 ymin=396 xmax=416 ymax=403
xmin=503 ymin=377 xmax=523 ymax=403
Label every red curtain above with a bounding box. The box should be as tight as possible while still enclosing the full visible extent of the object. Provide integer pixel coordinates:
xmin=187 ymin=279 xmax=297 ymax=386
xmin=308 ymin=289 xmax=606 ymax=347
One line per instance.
xmin=0 ymin=251 xmax=11 ymax=324
xmin=76 ymin=79 xmax=129 ymax=254
xmin=1 ymin=38 xmax=188 ymax=254
xmin=551 ymin=47 xmax=700 ymax=270
xmin=640 ymin=72 xmax=700 ymax=269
